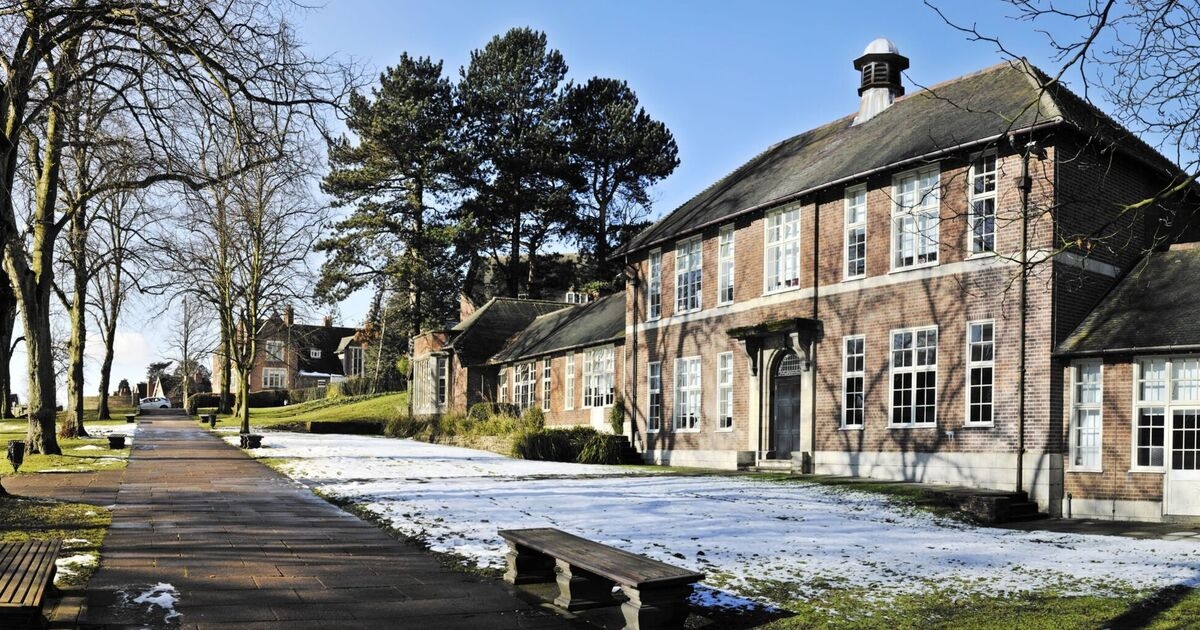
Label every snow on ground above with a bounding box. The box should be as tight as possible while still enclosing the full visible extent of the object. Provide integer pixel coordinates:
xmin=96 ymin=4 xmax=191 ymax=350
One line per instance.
xmin=55 ymin=552 xmax=97 ymax=584
xmin=254 ymin=432 xmax=1200 ymax=607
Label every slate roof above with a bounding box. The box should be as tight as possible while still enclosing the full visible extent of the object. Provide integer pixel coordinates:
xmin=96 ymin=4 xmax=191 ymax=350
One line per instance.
xmin=489 ymin=293 xmax=625 ymax=364
xmin=447 ymin=297 xmax=570 ymax=366
xmin=1057 ymin=246 xmax=1200 ymax=355
xmin=290 ymin=324 xmax=360 ymax=375
xmin=622 ymin=59 xmax=1182 ymax=256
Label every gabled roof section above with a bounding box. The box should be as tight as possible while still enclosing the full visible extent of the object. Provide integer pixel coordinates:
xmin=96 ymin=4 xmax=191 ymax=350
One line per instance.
xmin=489 ymin=293 xmax=625 ymax=364
xmin=1057 ymin=245 xmax=1200 ymax=356
xmin=291 ymin=324 xmax=360 ymax=375
xmin=448 ymin=297 xmax=570 ymax=366
xmin=622 ymin=60 xmax=1183 ymax=256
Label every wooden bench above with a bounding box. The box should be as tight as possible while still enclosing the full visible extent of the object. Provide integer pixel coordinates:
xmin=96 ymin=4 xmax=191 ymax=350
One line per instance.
xmin=0 ymin=539 xmax=62 ymax=629
xmin=499 ymin=528 xmax=703 ymax=630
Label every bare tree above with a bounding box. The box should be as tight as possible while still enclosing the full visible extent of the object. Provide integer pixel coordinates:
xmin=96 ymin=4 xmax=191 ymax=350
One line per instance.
xmin=166 ymin=295 xmax=218 ymax=410
xmin=0 ymin=1 xmax=342 ymax=454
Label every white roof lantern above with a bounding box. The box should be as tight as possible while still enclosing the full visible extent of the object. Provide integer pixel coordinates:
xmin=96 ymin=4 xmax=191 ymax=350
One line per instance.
xmin=863 ymin=38 xmax=901 ymax=56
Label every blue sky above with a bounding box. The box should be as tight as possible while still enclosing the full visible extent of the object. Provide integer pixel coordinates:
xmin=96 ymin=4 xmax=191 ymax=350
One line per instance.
xmin=13 ymin=1 xmax=1092 ymax=401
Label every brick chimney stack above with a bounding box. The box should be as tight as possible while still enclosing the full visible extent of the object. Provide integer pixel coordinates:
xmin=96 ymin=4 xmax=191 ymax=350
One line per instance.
xmin=323 ymin=315 xmax=332 ymax=327
xmin=284 ymin=305 xmax=294 ymax=326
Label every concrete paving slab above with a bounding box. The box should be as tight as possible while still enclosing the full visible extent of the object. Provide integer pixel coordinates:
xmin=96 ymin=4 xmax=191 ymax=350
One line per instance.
xmin=81 ymin=412 xmax=571 ymax=629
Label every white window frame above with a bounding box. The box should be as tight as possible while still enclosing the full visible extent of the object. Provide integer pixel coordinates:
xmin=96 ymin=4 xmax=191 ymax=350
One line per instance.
xmin=436 ymin=355 xmax=448 ymax=407
xmin=1070 ymin=360 xmax=1103 ymax=472
xmin=309 ymin=348 xmax=322 ymax=359
xmin=889 ymin=326 xmax=938 ymax=427
xmin=345 ymin=346 xmax=364 ymax=376
xmin=764 ymin=206 xmax=801 ymax=293
xmin=891 ymin=166 xmax=940 ymax=270
xmin=717 ymin=225 xmax=735 ymax=306
xmin=583 ymin=346 xmax=615 ymax=408
xmin=675 ymin=238 xmax=702 ymax=314
xmin=647 ymin=249 xmax=662 ymax=320
xmin=647 ymin=361 xmax=662 ymax=433
xmin=673 ymin=356 xmax=701 ymax=431
xmin=565 ymin=354 xmax=576 ymax=411
xmin=717 ymin=352 xmax=733 ymax=430
xmin=498 ymin=367 xmax=509 ymax=404
xmin=968 ymin=152 xmax=997 ymax=255
xmin=1133 ymin=357 xmax=1167 ymax=472
xmin=265 ymin=340 xmax=284 ymax=362
xmin=842 ymin=335 xmax=865 ymax=429
xmin=844 ymin=186 xmax=867 ymax=280
xmin=514 ymin=362 xmax=536 ymax=410
xmin=966 ymin=320 xmax=994 ymax=426
xmin=541 ymin=357 xmax=552 ymax=411
xmin=262 ymin=367 xmax=286 ymax=389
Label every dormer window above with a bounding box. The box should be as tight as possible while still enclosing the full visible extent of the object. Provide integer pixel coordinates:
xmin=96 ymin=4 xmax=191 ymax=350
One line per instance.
xmin=309 ymin=348 xmax=322 ymax=359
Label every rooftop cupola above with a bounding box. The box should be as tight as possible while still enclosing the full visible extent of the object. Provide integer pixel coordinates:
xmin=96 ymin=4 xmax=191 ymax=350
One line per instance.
xmin=852 ymin=38 xmax=909 ymax=125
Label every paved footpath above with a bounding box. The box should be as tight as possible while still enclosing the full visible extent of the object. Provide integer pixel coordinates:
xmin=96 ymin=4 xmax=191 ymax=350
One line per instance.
xmin=81 ymin=412 xmax=568 ymax=629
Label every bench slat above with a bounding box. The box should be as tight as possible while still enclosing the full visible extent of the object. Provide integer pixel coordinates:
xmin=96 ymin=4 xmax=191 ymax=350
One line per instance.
xmin=499 ymin=528 xmax=702 ymax=588
xmin=0 ymin=540 xmax=61 ymax=610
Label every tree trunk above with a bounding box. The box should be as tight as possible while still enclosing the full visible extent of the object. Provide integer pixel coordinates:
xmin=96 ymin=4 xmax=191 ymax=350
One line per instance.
xmin=237 ymin=365 xmax=251 ymax=434
xmin=219 ymin=330 xmax=233 ymax=415
xmin=19 ymin=277 xmax=61 ymax=455
xmin=62 ymin=205 xmax=89 ymax=438
xmin=507 ymin=218 xmax=521 ymax=297
xmin=0 ymin=280 xmax=15 ymax=419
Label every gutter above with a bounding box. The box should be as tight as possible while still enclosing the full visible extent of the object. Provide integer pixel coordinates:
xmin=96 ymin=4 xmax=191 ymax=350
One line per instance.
xmin=1054 ymin=344 xmax=1200 ymax=358
xmin=623 ymin=120 xmax=1064 ymax=255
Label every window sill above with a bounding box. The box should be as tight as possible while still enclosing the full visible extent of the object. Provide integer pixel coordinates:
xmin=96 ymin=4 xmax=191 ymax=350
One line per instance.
xmin=762 ymin=284 xmax=803 ymax=297
xmin=838 ymin=425 xmax=864 ymax=431
xmin=646 ymin=428 xmax=660 ymax=434
xmin=842 ymin=275 xmax=866 ymax=283
xmin=963 ymin=422 xmax=994 ymax=428
xmin=715 ymin=427 xmax=734 ymax=433
xmin=888 ymin=423 xmax=938 ymax=429
xmin=889 ymin=261 xmax=939 ymax=274
xmin=672 ymin=428 xmax=701 ymax=434
xmin=966 ymin=251 xmax=997 ymax=260
xmin=1127 ymin=468 xmax=1165 ymax=474
xmin=716 ymin=300 xmax=734 ymax=308
xmin=1067 ymin=467 xmax=1103 ymax=474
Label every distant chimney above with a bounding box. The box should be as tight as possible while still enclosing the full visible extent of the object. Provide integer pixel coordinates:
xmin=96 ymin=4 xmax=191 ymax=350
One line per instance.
xmin=852 ymin=38 xmax=909 ymax=126
xmin=323 ymin=315 xmax=332 ymax=327
xmin=284 ymin=305 xmax=294 ymax=326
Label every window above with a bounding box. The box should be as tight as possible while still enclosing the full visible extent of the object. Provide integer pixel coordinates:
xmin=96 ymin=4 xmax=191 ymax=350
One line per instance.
xmin=969 ymin=153 xmax=997 ymax=253
xmin=675 ymin=238 xmax=702 ymax=313
xmin=647 ymin=249 xmax=662 ymax=320
xmin=498 ymin=368 xmax=509 ymax=403
xmin=541 ymin=358 xmax=552 ymax=411
xmin=345 ymin=346 xmax=364 ymax=376
xmin=1070 ymin=361 xmax=1103 ymax=470
xmin=765 ymin=206 xmax=801 ymax=292
xmin=583 ymin=346 xmax=615 ymax=408
xmin=565 ymin=354 xmax=576 ymax=410
xmin=514 ymin=362 xmax=536 ymax=410
xmin=265 ymin=340 xmax=284 ymax=362
xmin=845 ymin=187 xmax=867 ymax=279
xmin=892 ymin=167 xmax=940 ymax=268
xmin=674 ymin=356 xmax=701 ymax=430
xmin=718 ymin=226 xmax=734 ymax=305
xmin=890 ymin=327 xmax=937 ymax=426
xmin=843 ymin=336 xmax=865 ymax=428
xmin=262 ymin=367 xmax=286 ymax=389
xmin=309 ymin=348 xmax=322 ymax=359
xmin=717 ymin=352 xmax=733 ymax=430
xmin=564 ymin=291 xmax=591 ymax=304
xmin=648 ymin=362 xmax=662 ymax=432
xmin=436 ymin=356 xmax=448 ymax=406
xmin=1131 ymin=357 xmax=1200 ymax=471
xmin=967 ymin=321 xmax=994 ymax=424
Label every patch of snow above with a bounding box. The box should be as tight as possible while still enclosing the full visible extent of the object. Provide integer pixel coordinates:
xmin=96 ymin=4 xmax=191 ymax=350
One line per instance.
xmin=55 ymin=553 xmax=97 ymax=583
xmin=132 ymin=582 xmax=181 ymax=622
xmin=260 ymin=432 xmax=1200 ymax=608
xmin=76 ymin=445 xmax=103 ymax=451
xmin=62 ymin=537 xmax=91 ymax=547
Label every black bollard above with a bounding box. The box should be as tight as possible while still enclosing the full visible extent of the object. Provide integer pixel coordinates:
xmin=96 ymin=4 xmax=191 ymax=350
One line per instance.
xmin=7 ymin=440 xmax=24 ymax=473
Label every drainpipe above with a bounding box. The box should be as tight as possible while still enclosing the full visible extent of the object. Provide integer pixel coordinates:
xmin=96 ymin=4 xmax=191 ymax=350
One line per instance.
xmin=808 ymin=196 xmax=820 ymax=474
xmin=626 ymin=256 xmax=639 ymax=450
xmin=1016 ymin=140 xmax=1044 ymax=495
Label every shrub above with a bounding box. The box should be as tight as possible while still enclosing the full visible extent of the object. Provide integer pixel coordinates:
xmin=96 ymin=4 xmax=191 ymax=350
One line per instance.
xmin=577 ymin=434 xmax=624 ymax=465
xmin=187 ymin=393 xmax=221 ymax=411
xmin=512 ymin=426 xmax=600 ymax=462
xmin=520 ymin=406 xmax=546 ymax=432
xmin=468 ymin=402 xmax=520 ymax=422
xmin=245 ymin=390 xmax=289 ymax=408
xmin=385 ymin=415 xmax=431 ymax=439
xmin=608 ymin=394 xmax=625 ymax=435
xmin=469 ymin=414 xmax=519 ymax=437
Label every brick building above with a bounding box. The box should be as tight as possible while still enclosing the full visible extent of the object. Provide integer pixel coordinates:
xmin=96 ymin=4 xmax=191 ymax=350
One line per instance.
xmin=216 ymin=307 xmax=366 ymax=394
xmin=612 ymin=40 xmax=1197 ymax=519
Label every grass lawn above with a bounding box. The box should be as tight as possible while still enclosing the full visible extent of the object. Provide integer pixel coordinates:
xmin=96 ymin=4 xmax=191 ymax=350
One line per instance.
xmin=0 ymin=418 xmax=131 ymax=473
xmin=209 ymin=392 xmax=408 ymax=429
xmin=0 ymin=497 xmax=110 ymax=588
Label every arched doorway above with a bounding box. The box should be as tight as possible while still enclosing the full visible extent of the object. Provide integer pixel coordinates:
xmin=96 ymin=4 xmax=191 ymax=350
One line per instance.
xmin=771 ymin=351 xmax=804 ymax=459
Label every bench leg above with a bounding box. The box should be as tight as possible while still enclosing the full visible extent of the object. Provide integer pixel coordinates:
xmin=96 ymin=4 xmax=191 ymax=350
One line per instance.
xmin=503 ymin=541 xmax=556 ymax=585
xmin=553 ymin=559 xmax=616 ymax=610
xmin=619 ymin=584 xmax=692 ymax=630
